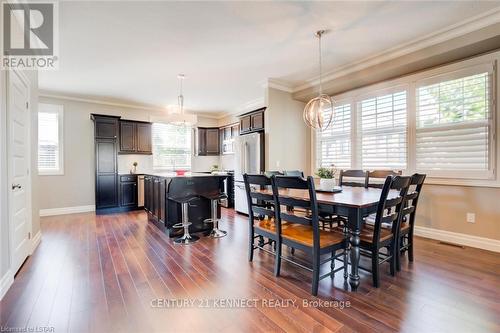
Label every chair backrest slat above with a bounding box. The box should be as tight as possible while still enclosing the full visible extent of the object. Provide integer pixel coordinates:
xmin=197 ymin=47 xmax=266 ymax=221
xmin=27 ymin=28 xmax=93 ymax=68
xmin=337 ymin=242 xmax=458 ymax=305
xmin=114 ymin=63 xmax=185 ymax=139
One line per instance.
xmin=404 ymin=173 xmax=426 ymax=232
xmin=370 ymin=175 xmax=411 ymax=245
xmin=284 ymin=170 xmax=304 ymax=178
xmin=339 ymin=169 xmax=368 ymax=187
xmin=367 ymin=170 xmax=402 ymax=188
xmin=271 ymin=175 xmax=320 ymax=247
xmin=243 ymin=174 xmax=275 ymax=224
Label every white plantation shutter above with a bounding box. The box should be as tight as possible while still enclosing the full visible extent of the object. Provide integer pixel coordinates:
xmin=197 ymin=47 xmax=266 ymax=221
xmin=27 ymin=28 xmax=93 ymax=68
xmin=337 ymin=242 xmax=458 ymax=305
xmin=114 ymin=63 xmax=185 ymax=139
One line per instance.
xmin=358 ymin=90 xmax=407 ymax=170
xmin=316 ymin=103 xmax=351 ymax=169
xmin=38 ymin=104 xmax=63 ymax=174
xmin=152 ymin=123 xmax=191 ymax=170
xmin=416 ymin=68 xmax=493 ymax=179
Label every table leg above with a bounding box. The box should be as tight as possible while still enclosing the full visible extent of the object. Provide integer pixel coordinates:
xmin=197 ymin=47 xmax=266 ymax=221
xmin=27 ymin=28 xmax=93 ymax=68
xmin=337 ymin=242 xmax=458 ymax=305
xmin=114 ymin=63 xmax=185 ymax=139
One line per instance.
xmin=348 ymin=209 xmax=361 ymax=291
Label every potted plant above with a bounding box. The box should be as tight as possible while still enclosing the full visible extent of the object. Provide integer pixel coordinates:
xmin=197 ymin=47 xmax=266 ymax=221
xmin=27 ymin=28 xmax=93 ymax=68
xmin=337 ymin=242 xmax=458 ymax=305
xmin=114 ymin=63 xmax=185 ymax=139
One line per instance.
xmin=316 ymin=165 xmax=337 ymax=189
xmin=130 ymin=161 xmax=138 ymax=174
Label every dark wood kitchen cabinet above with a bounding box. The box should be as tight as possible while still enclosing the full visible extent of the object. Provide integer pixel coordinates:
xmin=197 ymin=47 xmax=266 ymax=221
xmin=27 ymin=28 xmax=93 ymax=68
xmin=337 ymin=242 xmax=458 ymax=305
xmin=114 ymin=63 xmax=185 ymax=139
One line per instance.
xmin=239 ymin=108 xmax=265 ymax=134
xmin=119 ymin=120 xmax=152 ymax=154
xmin=94 ymin=115 xmax=119 ymax=139
xmin=119 ymin=175 xmax=137 ymax=208
xmin=119 ymin=121 xmax=136 ymax=152
xmin=92 ymin=114 xmax=120 ymax=211
xmin=144 ymin=175 xmax=166 ymax=229
xmin=197 ymin=127 xmax=219 ymax=155
xmin=136 ymin=122 xmax=152 ymax=153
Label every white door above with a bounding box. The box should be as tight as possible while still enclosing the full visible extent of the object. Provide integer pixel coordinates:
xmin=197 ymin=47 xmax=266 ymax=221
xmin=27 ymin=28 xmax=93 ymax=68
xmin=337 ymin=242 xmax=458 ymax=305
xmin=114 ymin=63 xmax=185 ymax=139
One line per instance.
xmin=7 ymin=70 xmax=31 ymax=274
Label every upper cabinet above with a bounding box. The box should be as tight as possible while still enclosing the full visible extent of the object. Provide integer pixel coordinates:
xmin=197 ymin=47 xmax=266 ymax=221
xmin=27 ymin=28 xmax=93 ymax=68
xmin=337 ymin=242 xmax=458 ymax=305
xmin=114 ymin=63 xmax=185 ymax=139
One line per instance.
xmin=93 ymin=115 xmax=119 ymax=139
xmin=239 ymin=108 xmax=265 ymax=134
xmin=197 ymin=127 xmax=219 ymax=156
xmin=220 ymin=124 xmax=239 ymax=155
xmin=136 ymin=122 xmax=152 ymax=153
xmin=119 ymin=120 xmax=152 ymax=155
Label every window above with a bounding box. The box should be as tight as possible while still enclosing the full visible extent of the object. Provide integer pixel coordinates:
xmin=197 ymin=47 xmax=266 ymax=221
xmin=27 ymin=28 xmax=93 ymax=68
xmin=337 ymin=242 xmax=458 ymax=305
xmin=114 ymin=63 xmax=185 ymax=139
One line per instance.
xmin=312 ymin=53 xmax=498 ymax=185
xmin=316 ymin=103 xmax=351 ymax=168
xmin=358 ymin=90 xmax=407 ymax=170
xmin=415 ymin=69 xmax=493 ymax=179
xmin=152 ymin=123 xmax=191 ymax=170
xmin=38 ymin=103 xmax=63 ymax=175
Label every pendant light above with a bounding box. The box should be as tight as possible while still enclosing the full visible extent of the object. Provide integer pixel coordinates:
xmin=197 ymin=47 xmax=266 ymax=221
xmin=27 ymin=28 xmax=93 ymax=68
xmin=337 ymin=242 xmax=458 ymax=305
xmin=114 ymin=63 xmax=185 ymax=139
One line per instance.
xmin=169 ymin=73 xmax=197 ymax=126
xmin=303 ymin=30 xmax=334 ymax=131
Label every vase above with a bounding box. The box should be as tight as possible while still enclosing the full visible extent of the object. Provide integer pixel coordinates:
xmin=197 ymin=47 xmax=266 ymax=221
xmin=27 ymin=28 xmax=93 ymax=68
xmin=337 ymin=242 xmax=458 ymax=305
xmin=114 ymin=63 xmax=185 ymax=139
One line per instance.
xmin=319 ymin=178 xmax=336 ymax=190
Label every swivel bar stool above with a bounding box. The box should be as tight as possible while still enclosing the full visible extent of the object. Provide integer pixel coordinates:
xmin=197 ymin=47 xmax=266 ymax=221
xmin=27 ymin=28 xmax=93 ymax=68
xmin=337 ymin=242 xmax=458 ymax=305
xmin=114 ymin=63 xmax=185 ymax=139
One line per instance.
xmin=172 ymin=195 xmax=199 ymax=245
xmin=203 ymin=192 xmax=228 ymax=238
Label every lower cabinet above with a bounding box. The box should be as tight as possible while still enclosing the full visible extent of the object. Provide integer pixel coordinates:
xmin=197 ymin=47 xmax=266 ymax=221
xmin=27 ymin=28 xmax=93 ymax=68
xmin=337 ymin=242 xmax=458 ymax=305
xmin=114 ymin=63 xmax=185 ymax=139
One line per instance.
xmin=144 ymin=176 xmax=166 ymax=225
xmin=119 ymin=175 xmax=138 ymax=209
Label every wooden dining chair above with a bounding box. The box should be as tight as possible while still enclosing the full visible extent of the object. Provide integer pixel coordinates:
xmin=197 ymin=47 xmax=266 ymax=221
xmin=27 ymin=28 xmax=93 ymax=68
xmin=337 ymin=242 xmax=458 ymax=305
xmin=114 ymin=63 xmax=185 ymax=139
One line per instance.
xmin=263 ymin=170 xmax=284 ymax=177
xmin=338 ymin=169 xmax=369 ymax=187
xmin=397 ymin=173 xmax=426 ymax=271
xmin=342 ymin=176 xmax=410 ymax=287
xmin=284 ymin=170 xmax=304 ymax=177
xmin=271 ymin=175 xmax=348 ymax=296
xmin=367 ymin=170 xmax=402 ymax=188
xmin=244 ymin=174 xmax=279 ymax=262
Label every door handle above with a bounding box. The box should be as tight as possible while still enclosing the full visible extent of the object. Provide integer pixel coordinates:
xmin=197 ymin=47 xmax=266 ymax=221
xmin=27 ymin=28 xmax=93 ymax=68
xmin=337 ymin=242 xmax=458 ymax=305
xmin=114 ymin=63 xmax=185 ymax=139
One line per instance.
xmin=12 ymin=184 xmax=22 ymax=190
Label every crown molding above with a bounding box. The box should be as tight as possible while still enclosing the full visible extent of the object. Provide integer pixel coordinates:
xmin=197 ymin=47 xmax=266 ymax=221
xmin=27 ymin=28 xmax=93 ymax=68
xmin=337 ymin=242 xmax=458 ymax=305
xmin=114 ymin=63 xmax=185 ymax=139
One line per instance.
xmin=293 ymin=6 xmax=500 ymax=93
xmin=39 ymin=91 xmax=225 ymax=118
xmin=262 ymin=79 xmax=294 ymax=93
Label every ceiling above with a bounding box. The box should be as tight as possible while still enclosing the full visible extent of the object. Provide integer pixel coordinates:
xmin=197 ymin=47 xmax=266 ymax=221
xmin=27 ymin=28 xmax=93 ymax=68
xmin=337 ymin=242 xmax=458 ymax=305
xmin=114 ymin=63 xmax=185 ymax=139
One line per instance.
xmin=39 ymin=1 xmax=500 ymax=116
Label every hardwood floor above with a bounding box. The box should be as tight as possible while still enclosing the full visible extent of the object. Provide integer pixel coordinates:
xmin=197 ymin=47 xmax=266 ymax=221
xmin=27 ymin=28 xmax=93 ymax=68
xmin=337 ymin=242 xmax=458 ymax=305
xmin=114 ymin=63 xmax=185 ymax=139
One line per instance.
xmin=1 ymin=209 xmax=499 ymax=333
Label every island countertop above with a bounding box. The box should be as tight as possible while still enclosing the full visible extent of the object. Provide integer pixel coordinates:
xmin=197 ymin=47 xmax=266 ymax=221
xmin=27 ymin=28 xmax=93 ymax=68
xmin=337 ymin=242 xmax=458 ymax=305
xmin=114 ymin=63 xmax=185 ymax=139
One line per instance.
xmin=144 ymin=172 xmax=229 ymax=178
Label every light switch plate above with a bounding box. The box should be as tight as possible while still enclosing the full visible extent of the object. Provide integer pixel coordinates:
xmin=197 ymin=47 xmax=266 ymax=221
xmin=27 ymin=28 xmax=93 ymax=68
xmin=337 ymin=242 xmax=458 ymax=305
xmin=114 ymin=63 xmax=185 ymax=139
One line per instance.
xmin=466 ymin=213 xmax=475 ymax=223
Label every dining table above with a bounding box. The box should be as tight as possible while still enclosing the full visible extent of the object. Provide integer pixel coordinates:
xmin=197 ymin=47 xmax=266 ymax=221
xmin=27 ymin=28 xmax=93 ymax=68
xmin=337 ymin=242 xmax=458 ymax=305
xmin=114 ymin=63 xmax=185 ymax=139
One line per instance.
xmin=257 ymin=185 xmax=399 ymax=291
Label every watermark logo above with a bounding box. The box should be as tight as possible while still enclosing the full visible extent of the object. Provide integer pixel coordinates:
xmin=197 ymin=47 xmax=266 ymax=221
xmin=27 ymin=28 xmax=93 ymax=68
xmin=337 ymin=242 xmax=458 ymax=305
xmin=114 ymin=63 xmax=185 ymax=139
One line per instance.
xmin=1 ymin=1 xmax=59 ymax=70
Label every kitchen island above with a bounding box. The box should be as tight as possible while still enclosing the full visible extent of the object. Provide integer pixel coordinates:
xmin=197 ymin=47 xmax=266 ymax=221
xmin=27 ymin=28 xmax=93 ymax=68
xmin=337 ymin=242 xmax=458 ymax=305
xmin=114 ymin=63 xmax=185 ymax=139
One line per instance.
xmin=143 ymin=173 xmax=228 ymax=237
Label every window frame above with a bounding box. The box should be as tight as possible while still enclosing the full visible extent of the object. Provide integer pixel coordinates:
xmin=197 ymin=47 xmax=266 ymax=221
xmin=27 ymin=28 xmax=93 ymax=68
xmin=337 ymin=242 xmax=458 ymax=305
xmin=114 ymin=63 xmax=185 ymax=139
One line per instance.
xmin=311 ymin=51 xmax=499 ymax=188
xmin=38 ymin=103 xmax=64 ymax=176
xmin=151 ymin=122 xmax=192 ymax=171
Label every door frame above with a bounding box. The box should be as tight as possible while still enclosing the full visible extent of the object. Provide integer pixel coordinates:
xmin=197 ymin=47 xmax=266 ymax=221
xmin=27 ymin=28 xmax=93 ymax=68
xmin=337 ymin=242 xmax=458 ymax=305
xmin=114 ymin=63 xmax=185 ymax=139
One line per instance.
xmin=6 ymin=69 xmax=33 ymax=274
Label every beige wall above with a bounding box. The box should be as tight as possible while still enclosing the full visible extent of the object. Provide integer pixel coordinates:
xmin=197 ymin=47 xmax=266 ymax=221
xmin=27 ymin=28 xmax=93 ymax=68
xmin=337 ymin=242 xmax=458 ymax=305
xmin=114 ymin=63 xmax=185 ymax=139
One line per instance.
xmin=418 ymin=185 xmax=500 ymax=240
xmin=37 ymin=96 xmax=219 ymax=210
xmin=265 ymin=88 xmax=310 ymax=175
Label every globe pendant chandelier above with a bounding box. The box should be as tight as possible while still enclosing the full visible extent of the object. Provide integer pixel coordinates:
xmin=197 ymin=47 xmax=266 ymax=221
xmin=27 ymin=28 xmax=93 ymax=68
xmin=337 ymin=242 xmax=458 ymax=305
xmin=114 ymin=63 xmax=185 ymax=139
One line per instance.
xmin=303 ymin=30 xmax=334 ymax=131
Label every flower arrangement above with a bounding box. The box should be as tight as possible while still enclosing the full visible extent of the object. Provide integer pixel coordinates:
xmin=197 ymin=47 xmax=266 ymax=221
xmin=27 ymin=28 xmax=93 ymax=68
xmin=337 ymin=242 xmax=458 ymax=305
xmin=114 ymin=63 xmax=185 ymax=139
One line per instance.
xmin=316 ymin=165 xmax=337 ymax=179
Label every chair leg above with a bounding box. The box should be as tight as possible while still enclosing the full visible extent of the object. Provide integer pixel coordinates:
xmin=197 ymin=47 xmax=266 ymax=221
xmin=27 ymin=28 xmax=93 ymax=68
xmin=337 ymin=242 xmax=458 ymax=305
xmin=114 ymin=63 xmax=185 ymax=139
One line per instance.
xmin=389 ymin=245 xmax=396 ymax=276
xmin=408 ymin=235 xmax=414 ymax=262
xmin=312 ymin=250 xmax=320 ymax=296
xmin=274 ymin=241 xmax=282 ymax=277
xmin=396 ymin=237 xmax=402 ymax=272
xmin=248 ymin=233 xmax=254 ymax=262
xmin=371 ymin=250 xmax=379 ymax=288
xmin=343 ymin=248 xmax=348 ymax=280
xmin=330 ymin=250 xmax=335 ymax=279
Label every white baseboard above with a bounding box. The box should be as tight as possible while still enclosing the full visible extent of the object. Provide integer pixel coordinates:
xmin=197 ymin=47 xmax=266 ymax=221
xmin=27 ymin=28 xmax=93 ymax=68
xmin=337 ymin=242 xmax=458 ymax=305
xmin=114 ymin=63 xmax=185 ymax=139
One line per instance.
xmin=31 ymin=230 xmax=42 ymax=254
xmin=39 ymin=205 xmax=95 ymax=217
xmin=0 ymin=270 xmax=14 ymax=301
xmin=414 ymin=226 xmax=500 ymax=253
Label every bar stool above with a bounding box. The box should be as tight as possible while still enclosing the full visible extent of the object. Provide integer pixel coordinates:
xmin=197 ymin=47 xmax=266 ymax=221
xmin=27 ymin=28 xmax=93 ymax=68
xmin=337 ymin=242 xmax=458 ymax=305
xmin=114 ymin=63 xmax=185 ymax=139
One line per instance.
xmin=171 ymin=195 xmax=199 ymax=245
xmin=203 ymin=192 xmax=228 ymax=238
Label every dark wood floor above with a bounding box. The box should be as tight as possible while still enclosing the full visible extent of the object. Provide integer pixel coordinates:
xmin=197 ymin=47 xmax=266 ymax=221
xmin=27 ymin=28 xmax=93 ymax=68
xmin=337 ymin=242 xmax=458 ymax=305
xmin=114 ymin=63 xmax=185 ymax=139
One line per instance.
xmin=1 ymin=209 xmax=499 ymax=333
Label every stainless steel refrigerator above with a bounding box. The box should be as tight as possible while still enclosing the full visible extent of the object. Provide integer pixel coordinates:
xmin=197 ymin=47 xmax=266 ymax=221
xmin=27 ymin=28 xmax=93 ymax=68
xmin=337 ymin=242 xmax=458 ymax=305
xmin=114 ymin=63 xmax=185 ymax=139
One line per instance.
xmin=234 ymin=132 xmax=264 ymax=214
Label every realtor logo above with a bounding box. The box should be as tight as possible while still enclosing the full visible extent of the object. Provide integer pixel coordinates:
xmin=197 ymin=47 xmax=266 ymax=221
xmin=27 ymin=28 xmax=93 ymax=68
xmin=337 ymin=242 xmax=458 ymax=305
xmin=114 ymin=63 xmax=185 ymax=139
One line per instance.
xmin=1 ymin=1 xmax=59 ymax=69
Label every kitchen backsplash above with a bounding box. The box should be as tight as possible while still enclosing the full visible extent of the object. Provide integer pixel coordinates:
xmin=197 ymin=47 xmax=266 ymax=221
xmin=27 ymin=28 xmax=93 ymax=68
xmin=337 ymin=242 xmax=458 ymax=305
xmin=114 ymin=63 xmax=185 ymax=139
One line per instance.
xmin=118 ymin=153 xmax=235 ymax=174
xmin=118 ymin=154 xmax=153 ymax=174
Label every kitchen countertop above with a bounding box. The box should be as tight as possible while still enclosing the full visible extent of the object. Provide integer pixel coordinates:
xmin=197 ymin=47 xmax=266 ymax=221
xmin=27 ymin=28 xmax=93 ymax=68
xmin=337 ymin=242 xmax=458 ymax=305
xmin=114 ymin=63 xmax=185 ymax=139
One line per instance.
xmin=144 ymin=172 xmax=229 ymax=178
